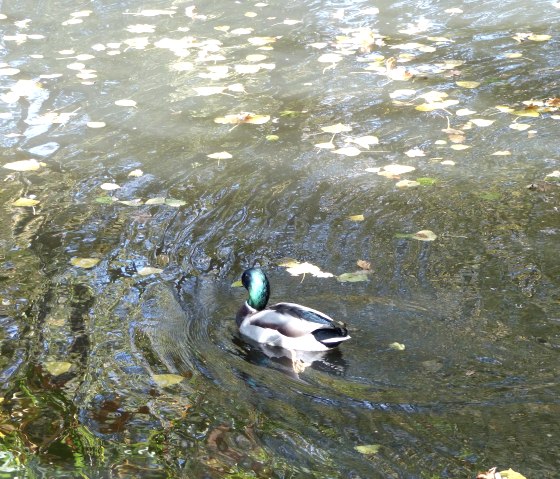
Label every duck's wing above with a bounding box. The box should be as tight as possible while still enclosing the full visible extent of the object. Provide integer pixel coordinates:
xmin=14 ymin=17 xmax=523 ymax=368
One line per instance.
xmin=248 ymin=302 xmax=338 ymax=338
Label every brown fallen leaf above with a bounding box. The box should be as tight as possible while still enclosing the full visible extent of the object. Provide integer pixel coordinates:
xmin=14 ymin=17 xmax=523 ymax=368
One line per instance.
xmin=357 ymin=260 xmax=371 ymax=270
xmin=477 ymin=467 xmax=498 ymax=479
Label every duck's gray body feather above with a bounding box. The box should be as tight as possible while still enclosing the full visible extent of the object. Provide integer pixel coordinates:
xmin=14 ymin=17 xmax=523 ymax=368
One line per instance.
xmin=237 ymin=301 xmax=350 ymax=352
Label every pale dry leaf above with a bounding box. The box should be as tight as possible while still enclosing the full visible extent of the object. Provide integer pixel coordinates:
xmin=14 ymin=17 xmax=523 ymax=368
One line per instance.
xmin=279 ymin=259 xmax=334 ymax=278
xmin=333 ymin=146 xmax=361 ymax=157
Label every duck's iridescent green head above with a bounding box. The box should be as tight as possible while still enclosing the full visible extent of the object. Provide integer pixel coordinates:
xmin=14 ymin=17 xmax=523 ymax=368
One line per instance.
xmin=241 ymin=268 xmax=270 ymax=311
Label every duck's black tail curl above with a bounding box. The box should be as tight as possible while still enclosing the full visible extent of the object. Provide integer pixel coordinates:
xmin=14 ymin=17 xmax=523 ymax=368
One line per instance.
xmin=311 ymin=327 xmax=351 ymax=348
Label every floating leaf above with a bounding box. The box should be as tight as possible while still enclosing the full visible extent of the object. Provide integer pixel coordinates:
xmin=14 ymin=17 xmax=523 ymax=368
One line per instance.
xmin=153 ymin=373 xmax=184 ymax=387
xmin=165 ymin=198 xmax=186 ymax=207
xmin=70 ymin=257 xmax=100 ymax=268
xmin=404 ymin=148 xmax=425 ymax=157
xmin=513 ymin=109 xmax=539 ymax=117
xmin=381 ymin=164 xmax=416 ymax=175
xmin=114 ymin=99 xmax=137 ymax=107
xmin=3 ymin=159 xmax=43 ymax=171
xmin=450 ymin=144 xmax=470 ymax=150
xmin=412 ymin=230 xmax=437 ymax=241
xmin=100 ymin=182 xmax=120 ymax=190
xmin=193 ymin=86 xmax=226 ymax=96
xmin=234 ymin=64 xmax=261 ymax=74
xmin=441 ymin=160 xmax=456 ymax=165
xmin=355 ymin=444 xmax=381 ymax=455
xmin=509 ymin=123 xmax=531 ymax=131
xmin=266 ymin=134 xmax=279 ymax=141
xmin=350 ymin=135 xmax=379 ymax=149
xmin=138 ymin=266 xmax=163 ymax=276
xmin=279 ymin=259 xmax=334 ymax=278
xmin=207 ymin=151 xmax=232 ymax=160
xmin=333 ymin=146 xmax=361 ymax=157
xmin=246 ymin=54 xmax=267 ymax=62
xmin=491 ymin=151 xmax=511 ymax=156
xmin=87 ymin=121 xmax=106 ymax=128
xmin=337 ymin=271 xmax=370 ymax=282
xmin=445 ymin=7 xmax=463 ymax=14
xmin=44 ymin=361 xmax=72 ymax=376
xmin=471 ymin=118 xmax=495 ymax=127
xmin=321 ymin=123 xmax=352 ymax=134
xmin=456 ymin=81 xmax=480 ymax=89
xmin=527 ymin=34 xmax=551 ymax=42
xmin=348 ymin=214 xmax=364 ymax=221
xmin=315 ymin=142 xmax=335 ymax=149
xmin=396 ymin=179 xmax=420 ymax=188
xmin=128 ymin=169 xmax=144 ymax=177
xmin=456 ymin=108 xmax=477 ymax=116
xmin=318 ymin=53 xmax=343 ymax=63
xmin=214 ymin=113 xmax=270 ymax=125
xmin=231 ymin=279 xmax=243 ymax=287
xmin=12 ymin=198 xmax=40 ymax=207
xmin=389 ymin=342 xmax=406 ymax=351
xmin=95 ymin=196 xmax=115 ymax=204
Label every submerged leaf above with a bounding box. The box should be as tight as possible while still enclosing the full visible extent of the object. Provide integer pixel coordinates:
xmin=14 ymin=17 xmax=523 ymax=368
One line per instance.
xmin=333 ymin=146 xmax=361 ymax=157
xmin=337 ymin=270 xmax=370 ymax=282
xmin=153 ymin=373 xmax=184 ymax=387
xmin=70 ymin=257 xmax=100 ymax=268
xmin=3 ymin=159 xmax=43 ymax=171
xmin=355 ymin=444 xmax=381 ymax=455
xmin=412 ymin=230 xmax=437 ymax=241
xmin=138 ymin=266 xmax=163 ymax=276
xmin=145 ymin=197 xmax=166 ymax=205
xmin=164 ymin=198 xmax=187 ymax=207
xmin=44 ymin=361 xmax=72 ymax=376
xmin=12 ymin=198 xmax=40 ymax=207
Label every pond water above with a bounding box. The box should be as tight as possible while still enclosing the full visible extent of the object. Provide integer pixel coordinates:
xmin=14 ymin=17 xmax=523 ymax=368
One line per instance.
xmin=1 ymin=0 xmax=559 ymax=477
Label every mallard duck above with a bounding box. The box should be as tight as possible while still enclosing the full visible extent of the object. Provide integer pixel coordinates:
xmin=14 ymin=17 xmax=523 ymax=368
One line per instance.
xmin=236 ymin=268 xmax=351 ymax=352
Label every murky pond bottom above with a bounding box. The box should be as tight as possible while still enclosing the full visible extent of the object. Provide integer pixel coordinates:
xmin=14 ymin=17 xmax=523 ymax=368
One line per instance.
xmin=1 ymin=0 xmax=559 ymax=477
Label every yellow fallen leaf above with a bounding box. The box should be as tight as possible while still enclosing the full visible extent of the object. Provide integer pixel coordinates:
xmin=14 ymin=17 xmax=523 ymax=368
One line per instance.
xmin=527 ymin=34 xmax=551 ymax=41
xmin=128 ymin=169 xmax=144 ymax=177
xmin=350 ymin=135 xmax=379 ymax=149
xmin=348 ymin=214 xmax=364 ymax=221
xmin=491 ymin=150 xmax=511 ymax=156
xmin=512 ymin=109 xmax=539 ymax=117
xmin=499 ymin=468 xmax=527 ymax=479
xmin=505 ymin=52 xmax=523 ymax=58
xmin=389 ymin=342 xmax=406 ymax=351
xmin=495 ymin=105 xmax=515 ymax=113
xmin=450 ymin=144 xmax=470 ymax=150
xmin=234 ymin=64 xmax=261 ymax=74
xmin=246 ymin=54 xmax=267 ymax=62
